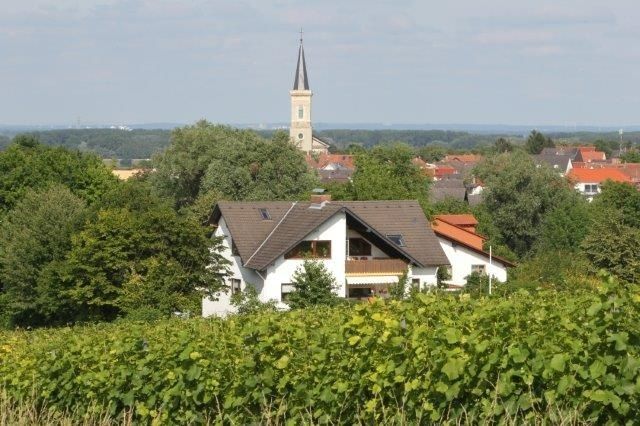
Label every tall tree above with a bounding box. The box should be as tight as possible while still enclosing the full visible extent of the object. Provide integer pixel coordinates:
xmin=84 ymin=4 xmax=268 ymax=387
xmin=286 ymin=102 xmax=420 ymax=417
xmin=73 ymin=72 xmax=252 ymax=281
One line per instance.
xmin=0 ymin=137 xmax=118 ymax=212
xmin=525 ymin=130 xmax=554 ymax=154
xmin=351 ymin=143 xmax=429 ymax=205
xmin=0 ymin=185 xmax=89 ymax=327
xmin=474 ymin=151 xmax=576 ymax=258
xmin=152 ymin=121 xmax=316 ymax=207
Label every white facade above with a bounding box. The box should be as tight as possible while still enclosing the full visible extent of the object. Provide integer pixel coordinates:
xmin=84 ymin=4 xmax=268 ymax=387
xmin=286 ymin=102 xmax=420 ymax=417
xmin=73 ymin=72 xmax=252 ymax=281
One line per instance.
xmin=203 ymin=212 xmax=439 ymax=317
xmin=573 ymin=182 xmax=600 ymax=201
xmin=437 ymin=237 xmax=508 ymax=287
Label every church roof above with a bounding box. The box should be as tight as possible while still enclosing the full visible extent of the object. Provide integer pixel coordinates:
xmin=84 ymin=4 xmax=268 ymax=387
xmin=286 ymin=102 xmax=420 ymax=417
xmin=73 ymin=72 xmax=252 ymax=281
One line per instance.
xmin=293 ymin=41 xmax=310 ymax=90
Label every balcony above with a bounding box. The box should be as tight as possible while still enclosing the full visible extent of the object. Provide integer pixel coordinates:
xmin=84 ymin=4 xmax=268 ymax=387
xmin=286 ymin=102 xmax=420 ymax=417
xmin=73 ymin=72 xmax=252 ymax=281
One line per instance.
xmin=345 ymin=258 xmax=408 ymax=276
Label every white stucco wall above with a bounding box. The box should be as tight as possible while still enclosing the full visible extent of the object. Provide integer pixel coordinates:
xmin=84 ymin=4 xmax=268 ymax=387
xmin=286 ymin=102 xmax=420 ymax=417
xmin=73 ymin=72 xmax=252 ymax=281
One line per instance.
xmin=202 ymin=218 xmax=264 ymax=317
xmin=409 ymin=266 xmax=439 ymax=290
xmin=437 ymin=237 xmax=508 ymax=286
xmin=263 ymin=212 xmax=347 ymax=309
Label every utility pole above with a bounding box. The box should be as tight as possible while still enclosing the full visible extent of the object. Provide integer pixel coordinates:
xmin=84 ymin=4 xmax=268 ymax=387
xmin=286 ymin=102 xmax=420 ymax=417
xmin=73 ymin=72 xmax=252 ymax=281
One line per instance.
xmin=488 ymin=246 xmax=493 ymax=296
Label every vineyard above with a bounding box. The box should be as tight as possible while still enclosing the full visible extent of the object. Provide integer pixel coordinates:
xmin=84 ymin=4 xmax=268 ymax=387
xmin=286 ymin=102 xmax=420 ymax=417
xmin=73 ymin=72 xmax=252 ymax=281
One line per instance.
xmin=1 ymin=281 xmax=639 ymax=424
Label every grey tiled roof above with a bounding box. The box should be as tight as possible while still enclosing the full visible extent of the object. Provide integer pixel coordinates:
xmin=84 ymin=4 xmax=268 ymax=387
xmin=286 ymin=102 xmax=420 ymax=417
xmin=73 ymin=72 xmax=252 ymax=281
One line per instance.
xmin=429 ymin=179 xmax=468 ymax=203
xmin=293 ymin=43 xmax=310 ymax=90
xmin=532 ymin=153 xmax=572 ymax=172
xmin=211 ymin=200 xmax=449 ymax=271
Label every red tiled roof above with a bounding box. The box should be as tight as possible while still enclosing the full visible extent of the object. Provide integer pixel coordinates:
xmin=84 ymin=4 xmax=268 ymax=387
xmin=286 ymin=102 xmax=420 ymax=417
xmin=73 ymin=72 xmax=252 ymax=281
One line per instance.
xmin=432 ymin=215 xmax=516 ymax=267
xmin=443 ymin=154 xmax=483 ymax=164
xmin=306 ymin=154 xmax=355 ymax=170
xmin=435 ymin=165 xmax=458 ymax=178
xmin=579 ymin=151 xmax=607 ymax=162
xmin=567 ymin=168 xmax=633 ymax=184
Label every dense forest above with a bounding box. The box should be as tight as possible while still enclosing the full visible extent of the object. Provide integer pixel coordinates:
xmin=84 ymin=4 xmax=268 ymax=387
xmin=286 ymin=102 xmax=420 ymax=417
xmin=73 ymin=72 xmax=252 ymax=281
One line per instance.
xmin=2 ymin=127 xmax=639 ymax=160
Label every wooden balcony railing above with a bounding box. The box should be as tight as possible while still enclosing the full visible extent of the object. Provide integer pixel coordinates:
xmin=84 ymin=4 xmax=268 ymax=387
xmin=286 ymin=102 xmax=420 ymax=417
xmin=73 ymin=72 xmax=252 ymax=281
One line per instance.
xmin=345 ymin=259 xmax=408 ymax=275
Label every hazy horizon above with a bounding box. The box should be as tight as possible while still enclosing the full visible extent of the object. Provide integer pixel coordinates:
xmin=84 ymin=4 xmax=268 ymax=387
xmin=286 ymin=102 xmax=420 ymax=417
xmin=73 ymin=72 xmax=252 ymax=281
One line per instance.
xmin=1 ymin=1 xmax=639 ymax=126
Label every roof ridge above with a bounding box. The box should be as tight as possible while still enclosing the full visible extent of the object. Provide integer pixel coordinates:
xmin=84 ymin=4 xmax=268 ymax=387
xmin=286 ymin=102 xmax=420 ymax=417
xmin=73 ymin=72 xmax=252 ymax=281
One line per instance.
xmin=433 ymin=217 xmax=485 ymax=240
xmin=244 ymin=202 xmax=297 ymax=267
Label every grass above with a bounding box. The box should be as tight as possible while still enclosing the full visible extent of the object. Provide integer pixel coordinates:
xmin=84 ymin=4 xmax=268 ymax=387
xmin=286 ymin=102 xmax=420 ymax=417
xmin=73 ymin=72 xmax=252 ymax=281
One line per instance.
xmin=1 ymin=389 xmax=594 ymax=426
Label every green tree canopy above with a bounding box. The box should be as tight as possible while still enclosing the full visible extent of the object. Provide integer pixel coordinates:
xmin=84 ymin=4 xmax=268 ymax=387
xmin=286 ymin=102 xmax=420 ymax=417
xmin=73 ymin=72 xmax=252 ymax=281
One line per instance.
xmin=474 ymin=151 xmax=576 ymax=258
xmin=0 ymin=137 xmax=118 ymax=212
xmin=152 ymin=121 xmax=316 ymax=207
xmin=350 ymin=143 xmax=429 ymax=206
xmin=591 ymin=181 xmax=640 ymax=228
xmin=581 ymin=208 xmax=640 ymax=284
xmin=39 ymin=188 xmax=230 ymax=324
xmin=0 ymin=185 xmax=89 ymax=327
xmin=525 ymin=130 xmax=554 ymax=154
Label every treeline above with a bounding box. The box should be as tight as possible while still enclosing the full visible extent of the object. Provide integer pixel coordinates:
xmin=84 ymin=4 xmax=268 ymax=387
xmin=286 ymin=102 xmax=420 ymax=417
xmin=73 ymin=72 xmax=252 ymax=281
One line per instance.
xmin=0 ymin=129 xmax=171 ymax=160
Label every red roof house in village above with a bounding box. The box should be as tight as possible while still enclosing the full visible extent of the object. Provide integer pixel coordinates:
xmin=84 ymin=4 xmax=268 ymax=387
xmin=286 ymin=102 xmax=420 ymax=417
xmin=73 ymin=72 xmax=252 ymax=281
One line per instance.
xmin=431 ymin=214 xmax=514 ymax=288
xmin=567 ymin=167 xmax=633 ymax=200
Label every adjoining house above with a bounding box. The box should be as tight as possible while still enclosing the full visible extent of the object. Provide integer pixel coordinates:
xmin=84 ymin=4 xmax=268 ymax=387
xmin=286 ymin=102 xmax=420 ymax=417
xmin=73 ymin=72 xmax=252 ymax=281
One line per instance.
xmin=203 ymin=196 xmax=450 ymax=316
xmin=567 ymin=168 xmax=633 ymax=200
xmin=429 ymin=179 xmax=469 ymax=204
xmin=306 ymin=154 xmax=356 ymax=183
xmin=431 ymin=214 xmax=515 ymax=288
xmin=532 ymin=153 xmax=573 ymax=176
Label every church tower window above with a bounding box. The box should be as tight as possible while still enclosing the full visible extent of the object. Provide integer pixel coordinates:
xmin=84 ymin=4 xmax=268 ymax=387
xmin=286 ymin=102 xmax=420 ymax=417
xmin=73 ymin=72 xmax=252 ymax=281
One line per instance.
xmin=298 ymin=106 xmax=304 ymax=119
xmin=298 ymin=133 xmax=304 ymax=140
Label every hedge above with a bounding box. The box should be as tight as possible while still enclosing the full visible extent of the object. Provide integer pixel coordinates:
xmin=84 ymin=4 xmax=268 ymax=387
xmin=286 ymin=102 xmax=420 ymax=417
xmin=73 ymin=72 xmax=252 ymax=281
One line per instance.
xmin=1 ymin=281 xmax=639 ymax=424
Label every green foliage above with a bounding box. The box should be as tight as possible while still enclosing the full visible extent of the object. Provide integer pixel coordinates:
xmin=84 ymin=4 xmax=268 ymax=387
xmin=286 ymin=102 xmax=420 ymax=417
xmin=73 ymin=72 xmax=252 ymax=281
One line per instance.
xmin=474 ymin=151 xmax=576 ymax=258
xmin=388 ymin=269 xmax=409 ymax=300
xmin=230 ymin=285 xmax=278 ymax=315
xmin=508 ymin=250 xmax=593 ymax=291
xmin=592 ymin=181 xmax=640 ymax=228
xmin=525 ymin=130 xmax=554 ymax=154
xmin=620 ymin=149 xmax=640 ymax=163
xmin=30 ymin=186 xmax=230 ymax=324
xmin=0 ymin=138 xmax=118 ymax=212
xmin=351 ymin=144 xmax=429 ymax=206
xmin=582 ymin=209 xmax=640 ymax=284
xmin=1 ymin=282 xmax=639 ymax=424
xmin=0 ymin=185 xmax=89 ymax=327
xmin=536 ymin=192 xmax=591 ymax=253
xmin=287 ymin=260 xmax=339 ymax=309
xmin=152 ymin=121 xmax=316 ymax=207
xmin=494 ymin=137 xmax=514 ymax=153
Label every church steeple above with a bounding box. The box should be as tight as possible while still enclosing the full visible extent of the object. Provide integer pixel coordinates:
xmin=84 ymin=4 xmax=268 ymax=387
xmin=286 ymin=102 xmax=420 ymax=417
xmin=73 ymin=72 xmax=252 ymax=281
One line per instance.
xmin=293 ymin=33 xmax=309 ymax=90
xmin=289 ymin=30 xmax=314 ymax=153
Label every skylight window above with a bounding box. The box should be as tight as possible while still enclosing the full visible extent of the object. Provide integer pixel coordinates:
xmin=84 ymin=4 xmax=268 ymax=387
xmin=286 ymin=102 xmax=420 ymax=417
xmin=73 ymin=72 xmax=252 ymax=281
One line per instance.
xmin=386 ymin=234 xmax=405 ymax=247
xmin=259 ymin=208 xmax=271 ymax=220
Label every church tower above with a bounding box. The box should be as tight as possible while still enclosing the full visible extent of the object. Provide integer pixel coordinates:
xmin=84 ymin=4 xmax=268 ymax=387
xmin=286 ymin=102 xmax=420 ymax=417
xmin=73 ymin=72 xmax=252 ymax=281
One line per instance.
xmin=290 ymin=34 xmax=313 ymax=153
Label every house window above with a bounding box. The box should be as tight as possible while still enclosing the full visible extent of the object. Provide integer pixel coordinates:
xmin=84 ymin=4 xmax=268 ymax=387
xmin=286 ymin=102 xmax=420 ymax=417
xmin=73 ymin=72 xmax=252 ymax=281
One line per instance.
xmin=584 ymin=184 xmax=599 ymax=194
xmin=285 ymin=240 xmax=331 ymax=259
xmin=348 ymin=238 xmax=372 ymax=256
xmin=259 ymin=208 xmax=271 ymax=220
xmin=411 ymin=278 xmax=420 ymax=286
xmin=348 ymin=287 xmax=373 ymax=299
xmin=471 ymin=264 xmax=486 ymax=275
xmin=298 ymin=106 xmax=304 ymax=119
xmin=229 ymin=278 xmax=241 ymax=294
xmin=281 ymin=283 xmax=295 ymax=302
xmin=386 ymin=234 xmax=406 ymax=247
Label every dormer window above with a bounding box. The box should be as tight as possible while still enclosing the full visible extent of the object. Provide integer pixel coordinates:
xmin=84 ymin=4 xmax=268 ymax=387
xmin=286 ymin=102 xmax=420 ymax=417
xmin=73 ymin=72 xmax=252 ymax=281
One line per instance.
xmin=259 ymin=208 xmax=271 ymax=220
xmin=386 ymin=234 xmax=406 ymax=247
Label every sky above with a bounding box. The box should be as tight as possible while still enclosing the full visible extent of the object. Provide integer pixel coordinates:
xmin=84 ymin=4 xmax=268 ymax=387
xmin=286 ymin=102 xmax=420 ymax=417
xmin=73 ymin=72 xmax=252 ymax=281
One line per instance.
xmin=1 ymin=0 xmax=639 ymax=127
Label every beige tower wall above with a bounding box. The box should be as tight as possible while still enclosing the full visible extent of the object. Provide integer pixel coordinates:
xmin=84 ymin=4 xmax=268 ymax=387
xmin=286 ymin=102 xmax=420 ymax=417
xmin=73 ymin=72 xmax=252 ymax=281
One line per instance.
xmin=290 ymin=90 xmax=313 ymax=152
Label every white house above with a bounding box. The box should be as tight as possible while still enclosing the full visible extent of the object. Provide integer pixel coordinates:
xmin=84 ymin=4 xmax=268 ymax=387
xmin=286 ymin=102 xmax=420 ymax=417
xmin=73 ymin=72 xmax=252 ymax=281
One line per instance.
xmin=567 ymin=168 xmax=633 ymax=201
xmin=203 ymin=197 xmax=450 ymax=316
xmin=431 ymin=215 xmax=514 ymax=288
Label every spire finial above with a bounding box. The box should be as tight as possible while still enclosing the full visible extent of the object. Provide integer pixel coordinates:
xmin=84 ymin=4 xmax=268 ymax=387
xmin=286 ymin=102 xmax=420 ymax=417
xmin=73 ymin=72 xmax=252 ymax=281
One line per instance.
xmin=299 ymin=28 xmax=303 ymax=44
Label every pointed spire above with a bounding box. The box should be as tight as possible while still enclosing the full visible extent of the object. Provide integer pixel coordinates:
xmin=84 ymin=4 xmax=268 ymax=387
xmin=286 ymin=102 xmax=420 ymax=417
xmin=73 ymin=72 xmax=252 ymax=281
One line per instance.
xmin=293 ymin=30 xmax=309 ymax=90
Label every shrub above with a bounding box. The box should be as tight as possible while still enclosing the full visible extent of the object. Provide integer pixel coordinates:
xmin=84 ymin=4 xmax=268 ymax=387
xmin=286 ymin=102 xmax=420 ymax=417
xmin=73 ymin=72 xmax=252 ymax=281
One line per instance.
xmin=1 ymin=280 xmax=638 ymax=424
